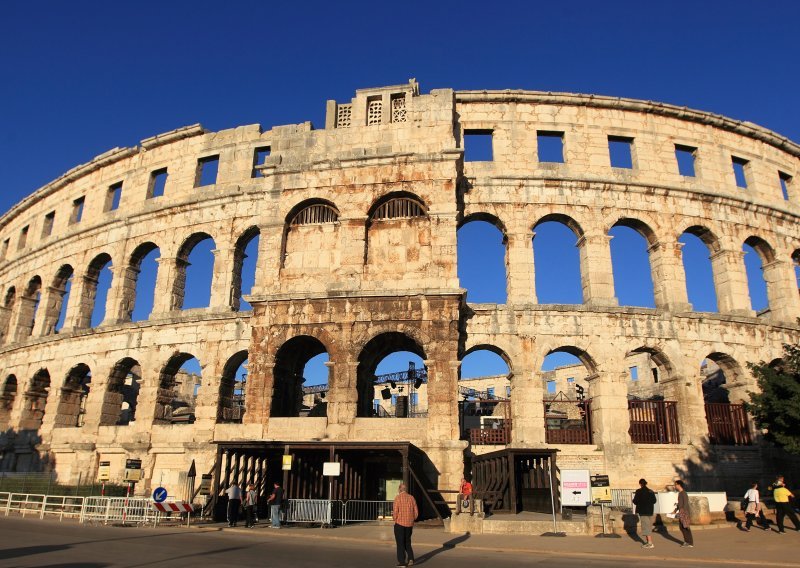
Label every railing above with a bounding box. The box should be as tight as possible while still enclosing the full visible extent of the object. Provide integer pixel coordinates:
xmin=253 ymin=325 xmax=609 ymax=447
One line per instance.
xmin=610 ymin=488 xmax=636 ymax=509
xmin=628 ymin=400 xmax=680 ymax=444
xmin=544 ymin=400 xmax=592 ymax=444
xmin=285 ymin=499 xmax=340 ymax=525
xmin=343 ymin=500 xmax=393 ymax=523
xmin=0 ymin=492 xmax=162 ymax=525
xmin=705 ymin=403 xmax=752 ymax=445
xmin=284 ymin=499 xmax=394 ymax=525
xmin=469 ymin=426 xmax=511 ymax=445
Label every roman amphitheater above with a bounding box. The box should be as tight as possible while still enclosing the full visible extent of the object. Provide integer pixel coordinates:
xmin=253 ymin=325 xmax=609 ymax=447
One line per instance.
xmin=0 ymin=80 xmax=798 ymax=517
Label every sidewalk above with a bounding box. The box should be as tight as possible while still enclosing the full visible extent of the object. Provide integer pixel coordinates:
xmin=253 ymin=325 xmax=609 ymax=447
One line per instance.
xmin=203 ymin=520 xmax=800 ymax=566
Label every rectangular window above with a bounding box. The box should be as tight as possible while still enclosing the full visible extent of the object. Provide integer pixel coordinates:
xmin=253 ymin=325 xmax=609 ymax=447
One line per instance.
xmin=18 ymin=226 xmax=29 ymax=250
xmin=732 ymin=156 xmax=749 ymax=188
xmin=537 ymin=131 xmax=565 ymax=163
xmin=608 ymin=136 xmax=634 ymax=169
xmin=506 ymin=385 xmax=511 ymax=398
xmin=630 ymin=366 xmax=639 ymax=381
xmin=779 ymin=171 xmax=792 ymax=201
xmin=0 ymin=239 xmax=8 ymax=260
xmin=567 ymin=377 xmax=575 ymax=383
xmin=546 ymin=381 xmax=556 ymax=394
xmin=464 ymin=129 xmax=493 ymax=162
xmin=148 ymin=168 xmax=168 ymax=198
xmin=675 ymin=144 xmax=697 ymax=177
xmin=373 ymin=399 xmax=380 ymax=412
xmin=391 ymin=395 xmax=397 ymax=406
xmin=487 ymin=387 xmax=495 ymax=398
xmin=367 ymin=96 xmax=383 ymax=125
xmin=106 ymin=182 xmax=123 ymax=212
xmin=252 ymin=146 xmax=271 ymax=178
xmin=70 ymin=196 xmax=85 ymax=224
xmin=42 ymin=211 xmax=55 ymax=238
xmin=195 ymin=155 xmax=219 ymax=187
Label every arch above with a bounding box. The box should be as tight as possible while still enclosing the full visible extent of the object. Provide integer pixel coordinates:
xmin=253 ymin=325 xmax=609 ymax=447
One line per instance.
xmin=0 ymin=374 xmax=17 ymax=428
xmin=232 ymin=227 xmax=260 ymax=311
xmin=219 ymin=350 xmax=249 ymax=423
xmin=0 ymin=286 xmax=16 ymax=345
xmin=742 ymin=236 xmax=773 ymax=313
xmin=155 ymin=352 xmax=202 ymax=424
xmin=288 ymin=201 xmax=340 ymax=226
xmin=41 ymin=264 xmax=73 ymax=335
xmin=175 ymin=233 xmax=216 ymax=310
xmin=702 ymin=352 xmax=746 ymax=403
xmin=55 ymin=363 xmax=91 ymax=428
xmin=533 ymin=218 xmax=583 ymax=304
xmin=367 ymin=192 xmax=427 ymax=222
xmin=543 ymin=346 xmax=598 ymax=376
xmin=19 ymin=368 xmax=50 ymax=431
xmin=457 ymin=212 xmax=508 ymax=234
xmin=624 ymin=347 xmax=676 ymax=399
xmin=461 ymin=344 xmax=514 ymax=376
xmin=365 ymin=193 xmax=431 ymax=269
xmin=124 ymin=242 xmax=161 ymax=322
xmin=272 ymin=336 xmax=328 ymax=417
xmin=793 ymin=249 xmax=800 ymax=291
xmin=459 ymin=347 xmax=512 ymax=405
xmin=281 ymin=200 xmax=341 ymax=273
xmin=16 ymin=276 xmax=42 ymax=339
xmin=679 ymin=227 xmax=719 ymax=312
xmin=457 ymin=219 xmax=507 ymax=303
xmin=356 ymin=332 xmax=426 ymax=417
xmin=101 ymin=357 xmax=142 ymax=426
xmin=609 ymin=222 xmax=656 ymax=307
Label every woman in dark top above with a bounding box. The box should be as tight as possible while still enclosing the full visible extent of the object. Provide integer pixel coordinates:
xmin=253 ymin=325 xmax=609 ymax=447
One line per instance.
xmin=675 ymin=480 xmax=693 ymax=547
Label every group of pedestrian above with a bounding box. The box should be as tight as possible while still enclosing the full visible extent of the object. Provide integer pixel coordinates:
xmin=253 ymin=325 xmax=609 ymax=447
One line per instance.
xmin=226 ymin=481 xmax=284 ymax=529
xmin=633 ymin=475 xmax=799 ymax=549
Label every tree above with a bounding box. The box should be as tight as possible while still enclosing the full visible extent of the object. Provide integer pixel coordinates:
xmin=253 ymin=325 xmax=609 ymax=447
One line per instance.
xmin=746 ymin=343 xmax=800 ymax=455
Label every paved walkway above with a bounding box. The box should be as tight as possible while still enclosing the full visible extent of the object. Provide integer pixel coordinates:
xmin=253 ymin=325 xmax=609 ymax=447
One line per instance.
xmin=202 ymin=520 xmax=800 ymax=566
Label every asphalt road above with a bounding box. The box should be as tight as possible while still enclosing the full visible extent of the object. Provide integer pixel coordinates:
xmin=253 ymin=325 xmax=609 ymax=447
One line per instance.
xmin=0 ymin=517 xmax=772 ymax=567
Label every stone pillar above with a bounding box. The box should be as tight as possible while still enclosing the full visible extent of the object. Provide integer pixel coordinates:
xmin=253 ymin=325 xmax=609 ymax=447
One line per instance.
xmin=33 ymin=286 xmax=64 ymax=336
xmin=763 ymin=258 xmax=800 ymax=322
xmin=243 ymin=331 xmax=274 ymax=427
xmin=12 ymin=296 xmax=37 ymax=342
xmin=63 ymin=273 xmax=98 ymax=330
xmin=76 ymin=377 xmax=106 ymax=434
xmin=194 ymin=355 xmax=221 ymax=427
xmin=209 ymin=247 xmax=234 ymax=311
xmin=106 ymin=265 xmax=139 ymax=324
xmin=150 ymin=256 xmax=181 ymax=315
xmin=649 ymin=240 xmax=692 ymax=312
xmin=711 ymin=248 xmax=754 ymax=316
xmin=326 ymin=360 xmax=359 ymax=439
xmin=425 ymin=357 xmax=460 ymax=441
xmin=659 ymin=368 xmax=708 ymax=446
xmin=578 ymin=234 xmax=618 ymax=307
xmin=250 ymin=223 xmax=283 ymax=297
xmin=586 ymin=372 xmax=630 ymax=449
xmin=0 ymin=305 xmax=12 ymax=345
xmin=506 ymin=232 xmax=536 ymax=305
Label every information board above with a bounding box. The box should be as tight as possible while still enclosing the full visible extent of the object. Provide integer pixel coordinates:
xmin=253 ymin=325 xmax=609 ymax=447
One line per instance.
xmin=560 ymin=469 xmax=591 ymax=507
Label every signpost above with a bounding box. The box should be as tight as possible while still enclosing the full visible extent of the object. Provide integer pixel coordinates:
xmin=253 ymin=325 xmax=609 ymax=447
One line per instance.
xmin=322 ymin=462 xmax=341 ymax=527
xmin=590 ymin=474 xmax=619 ymax=538
xmin=199 ymin=474 xmax=212 ymax=496
xmin=560 ymin=469 xmax=591 ymax=507
xmin=122 ymin=458 xmax=142 ymax=525
xmin=282 ymin=455 xmax=293 ymax=471
xmin=153 ymin=487 xmax=168 ymax=503
xmin=98 ymin=461 xmax=110 ymax=496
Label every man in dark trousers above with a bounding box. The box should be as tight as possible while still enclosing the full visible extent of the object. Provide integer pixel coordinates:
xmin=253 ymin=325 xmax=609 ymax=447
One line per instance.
xmin=633 ymin=478 xmax=657 ymax=549
xmin=392 ymin=484 xmax=418 ymax=567
xmin=267 ymin=481 xmax=283 ymax=528
xmin=226 ymin=481 xmax=242 ymax=527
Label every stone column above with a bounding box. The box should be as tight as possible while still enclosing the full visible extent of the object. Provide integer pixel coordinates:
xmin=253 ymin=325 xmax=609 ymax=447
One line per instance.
xmin=250 ymin=222 xmax=283 ymax=297
xmin=243 ymin=327 xmax=274 ymax=427
xmin=425 ymin=357 xmax=461 ymax=441
xmin=649 ymin=240 xmax=692 ymax=312
xmin=76 ymin=377 xmax=106 ymax=435
xmin=510 ymin=336 xmax=544 ymax=445
xmin=63 ymin=273 xmax=98 ymax=330
xmin=577 ymin=234 xmax=618 ymax=307
xmin=12 ymin=296 xmax=37 ymax=342
xmin=0 ymin=305 xmax=12 ymax=345
xmin=193 ymin=354 xmax=221 ymax=427
xmin=150 ymin=256 xmax=181 ymax=315
xmin=209 ymin=247 xmax=235 ymax=311
xmin=763 ymin=258 xmax=800 ymax=322
xmin=586 ymin=372 xmax=630 ymax=449
xmin=106 ymin=265 xmax=139 ymax=324
xmin=660 ymin=365 xmax=709 ymax=445
xmin=711 ymin=248 xmax=754 ymax=316
xmin=326 ymin=360 xmax=359 ymax=439
xmin=33 ymin=286 xmax=64 ymax=336
xmin=506 ymin=232 xmax=536 ymax=305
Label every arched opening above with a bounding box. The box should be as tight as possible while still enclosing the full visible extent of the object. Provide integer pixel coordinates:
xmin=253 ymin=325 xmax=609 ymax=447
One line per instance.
xmin=357 ymin=332 xmax=426 ymax=418
xmin=19 ymin=369 xmax=50 ymax=431
xmin=101 ymin=358 xmax=142 ymax=426
xmin=625 ymin=347 xmax=674 ymax=394
xmin=460 ymin=347 xmax=512 ymax=444
xmin=232 ymin=228 xmax=260 ymax=311
xmin=281 ymin=200 xmax=339 ymax=279
xmin=792 ymin=250 xmax=800 ymax=292
xmin=155 ymin=354 xmax=202 ymax=424
xmin=0 ymin=375 xmax=17 ymax=428
xmin=0 ymin=287 xmax=16 ymax=345
xmin=541 ymin=349 xmax=593 ymax=444
xmin=55 ymin=363 xmax=91 ymax=428
xmin=457 ymin=217 xmax=507 ymax=304
xmin=702 ymin=353 xmax=752 ymax=445
xmin=218 ymin=351 xmax=248 ymax=423
xmin=17 ymin=276 xmax=42 ymax=339
xmin=127 ymin=243 xmax=160 ymax=322
xmin=300 ymin=352 xmax=330 ymax=417
xmin=624 ymin=348 xmax=680 ymax=444
xmin=41 ymin=265 xmax=73 ymax=335
xmin=85 ymin=253 xmax=113 ymax=328
xmin=365 ymin=193 xmax=429 ymax=269
xmin=743 ymin=236 xmax=774 ymax=313
xmin=272 ymin=336 xmax=329 ymax=417
xmin=175 ymin=234 xmax=215 ymax=310
xmin=679 ymin=227 xmax=719 ymax=312
xmin=609 ymin=221 xmax=656 ymax=308
xmin=533 ymin=216 xmax=583 ymax=304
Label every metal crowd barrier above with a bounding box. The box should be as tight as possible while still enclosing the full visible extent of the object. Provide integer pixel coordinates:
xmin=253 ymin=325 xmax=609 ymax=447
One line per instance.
xmin=343 ymin=500 xmax=393 ymax=523
xmin=0 ymin=492 xmax=158 ymax=525
xmin=284 ymin=499 xmax=393 ymax=525
xmin=610 ymin=489 xmax=636 ymax=509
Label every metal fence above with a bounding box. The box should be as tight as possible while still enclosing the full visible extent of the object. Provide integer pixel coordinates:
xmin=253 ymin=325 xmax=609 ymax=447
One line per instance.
xmin=0 ymin=472 xmax=128 ymax=497
xmin=284 ymin=499 xmax=393 ymax=525
xmin=610 ymin=489 xmax=636 ymax=509
xmin=343 ymin=500 xmax=393 ymax=523
xmin=0 ymin=492 xmax=162 ymax=525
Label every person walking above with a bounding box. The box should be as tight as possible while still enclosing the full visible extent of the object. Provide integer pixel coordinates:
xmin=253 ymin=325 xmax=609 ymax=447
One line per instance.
xmin=226 ymin=481 xmax=242 ymax=527
xmin=743 ymin=482 xmax=762 ymax=532
xmin=244 ymin=483 xmax=257 ymax=528
xmin=456 ymin=477 xmax=474 ymax=515
xmin=267 ymin=481 xmax=283 ymax=529
xmin=392 ymin=483 xmax=418 ymax=567
xmin=632 ymin=478 xmax=657 ymax=548
xmin=674 ymin=480 xmax=693 ymax=547
xmin=773 ymin=477 xmax=800 ymax=533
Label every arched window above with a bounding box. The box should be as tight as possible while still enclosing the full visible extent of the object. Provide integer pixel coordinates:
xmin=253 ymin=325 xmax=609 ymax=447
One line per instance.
xmin=291 ymin=203 xmax=339 ymax=225
xmin=541 ymin=348 xmax=594 ymax=444
xmin=366 ymin=194 xmax=430 ymax=270
xmin=55 ymin=363 xmax=91 ymax=428
xmin=17 ymin=276 xmax=42 ymax=339
xmin=155 ymin=354 xmax=202 ymax=424
xmin=793 ymin=250 xmax=800 ymax=292
xmin=175 ymin=234 xmax=216 ymax=310
xmin=679 ymin=227 xmax=719 ymax=312
xmin=219 ymin=351 xmax=248 ymax=423
xmin=609 ymin=221 xmax=656 ymax=308
xmin=19 ymin=369 xmax=49 ymax=431
xmin=743 ymin=236 xmax=774 ymax=313
xmin=76 ymin=253 xmax=112 ymax=329
xmin=0 ymin=375 xmax=17 ymax=428
xmin=533 ymin=216 xmax=583 ymax=304
xmin=282 ymin=201 xmax=340 ymax=274
xmin=101 ymin=358 xmax=142 ymax=426
xmin=0 ymin=287 xmax=16 ymax=345
xmin=123 ymin=242 xmax=160 ymax=322
xmin=457 ymin=218 xmax=507 ymax=304
xmin=371 ymin=197 xmax=425 ymax=221
xmin=42 ymin=265 xmax=73 ymax=334
xmin=272 ymin=336 xmax=329 ymax=417
xmin=232 ymin=228 xmax=260 ymax=311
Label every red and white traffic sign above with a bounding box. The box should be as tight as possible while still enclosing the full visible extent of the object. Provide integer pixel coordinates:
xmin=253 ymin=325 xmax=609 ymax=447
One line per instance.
xmin=152 ymin=501 xmax=193 ymax=513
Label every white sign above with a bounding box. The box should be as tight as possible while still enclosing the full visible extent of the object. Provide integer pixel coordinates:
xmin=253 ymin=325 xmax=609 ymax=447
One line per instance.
xmin=322 ymin=462 xmax=341 ymax=477
xmin=560 ymin=469 xmax=591 ymax=507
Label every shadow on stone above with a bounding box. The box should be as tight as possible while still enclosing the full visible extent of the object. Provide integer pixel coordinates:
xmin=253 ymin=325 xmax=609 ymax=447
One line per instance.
xmin=414 ymin=532 xmax=471 ymax=564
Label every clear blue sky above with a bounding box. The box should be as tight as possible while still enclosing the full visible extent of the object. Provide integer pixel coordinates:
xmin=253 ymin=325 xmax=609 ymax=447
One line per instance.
xmin=3 ymin=0 xmax=798 ymax=382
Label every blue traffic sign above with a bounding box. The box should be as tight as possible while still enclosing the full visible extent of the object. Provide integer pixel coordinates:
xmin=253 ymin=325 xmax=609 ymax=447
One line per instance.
xmin=152 ymin=487 xmax=168 ymax=503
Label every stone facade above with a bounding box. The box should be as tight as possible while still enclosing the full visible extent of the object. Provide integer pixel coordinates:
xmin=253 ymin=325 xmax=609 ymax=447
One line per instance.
xmin=0 ymin=80 xmax=798 ymax=497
